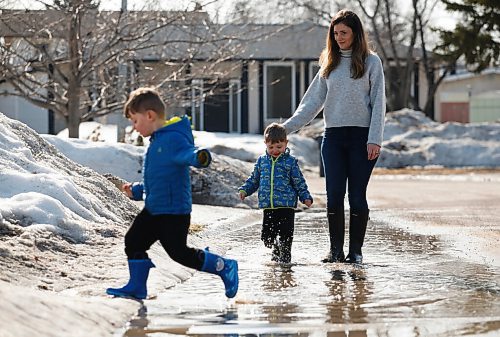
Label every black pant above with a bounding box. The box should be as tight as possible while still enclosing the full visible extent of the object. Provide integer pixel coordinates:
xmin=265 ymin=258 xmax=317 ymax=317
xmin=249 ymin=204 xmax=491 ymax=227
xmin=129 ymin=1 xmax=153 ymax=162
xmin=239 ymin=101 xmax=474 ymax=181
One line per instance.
xmin=124 ymin=208 xmax=203 ymax=270
xmin=262 ymin=208 xmax=295 ymax=260
xmin=321 ymin=127 xmax=377 ymax=212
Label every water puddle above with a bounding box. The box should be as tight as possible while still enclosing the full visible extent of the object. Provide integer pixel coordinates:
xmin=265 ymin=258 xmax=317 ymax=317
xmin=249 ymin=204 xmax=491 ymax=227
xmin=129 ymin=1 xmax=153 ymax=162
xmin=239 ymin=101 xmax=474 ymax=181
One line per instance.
xmin=120 ymin=209 xmax=500 ymax=336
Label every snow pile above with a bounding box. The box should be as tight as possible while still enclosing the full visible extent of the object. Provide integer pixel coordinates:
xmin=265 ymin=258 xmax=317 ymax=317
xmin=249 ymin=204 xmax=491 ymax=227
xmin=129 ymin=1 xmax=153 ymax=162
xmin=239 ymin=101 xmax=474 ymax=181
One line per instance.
xmin=382 ymin=108 xmax=439 ymax=140
xmin=379 ymin=109 xmax=500 ymax=168
xmin=295 ymin=109 xmax=500 ymax=169
xmin=192 ymin=153 xmax=257 ymax=208
xmin=0 ymin=112 xmax=139 ymax=289
xmin=43 ymin=134 xmax=145 ymax=183
xmin=57 ymin=121 xmax=118 ymax=143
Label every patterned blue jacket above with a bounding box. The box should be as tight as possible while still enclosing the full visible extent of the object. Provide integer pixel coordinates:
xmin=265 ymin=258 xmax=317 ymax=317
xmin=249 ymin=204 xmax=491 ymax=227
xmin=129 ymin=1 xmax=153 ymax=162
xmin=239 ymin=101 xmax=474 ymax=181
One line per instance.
xmin=239 ymin=148 xmax=312 ymax=209
xmin=130 ymin=116 xmax=211 ymax=215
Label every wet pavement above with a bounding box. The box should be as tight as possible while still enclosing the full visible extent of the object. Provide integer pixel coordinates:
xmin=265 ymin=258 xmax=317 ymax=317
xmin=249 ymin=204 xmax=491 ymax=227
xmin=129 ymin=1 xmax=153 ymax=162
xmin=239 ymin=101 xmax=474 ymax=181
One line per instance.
xmin=120 ymin=208 xmax=500 ymax=337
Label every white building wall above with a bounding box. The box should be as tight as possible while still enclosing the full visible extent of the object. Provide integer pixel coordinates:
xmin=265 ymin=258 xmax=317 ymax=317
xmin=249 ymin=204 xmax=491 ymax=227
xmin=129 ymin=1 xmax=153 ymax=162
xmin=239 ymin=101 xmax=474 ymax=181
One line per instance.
xmin=0 ymin=82 xmax=49 ymax=133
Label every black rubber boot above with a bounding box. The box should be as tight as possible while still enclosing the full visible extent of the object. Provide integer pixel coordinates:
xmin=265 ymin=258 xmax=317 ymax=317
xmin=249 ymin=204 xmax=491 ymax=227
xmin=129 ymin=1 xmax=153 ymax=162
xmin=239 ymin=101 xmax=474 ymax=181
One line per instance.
xmin=345 ymin=209 xmax=369 ymax=264
xmin=271 ymin=239 xmax=280 ymax=262
xmin=322 ymin=208 xmax=345 ymax=263
xmin=279 ymin=236 xmax=292 ymax=264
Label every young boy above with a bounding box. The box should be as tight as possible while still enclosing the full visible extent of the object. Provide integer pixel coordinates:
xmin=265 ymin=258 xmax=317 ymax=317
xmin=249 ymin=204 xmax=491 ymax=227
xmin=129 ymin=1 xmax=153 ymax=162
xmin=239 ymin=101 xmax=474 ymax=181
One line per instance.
xmin=106 ymin=87 xmax=238 ymax=299
xmin=238 ymin=123 xmax=313 ymax=263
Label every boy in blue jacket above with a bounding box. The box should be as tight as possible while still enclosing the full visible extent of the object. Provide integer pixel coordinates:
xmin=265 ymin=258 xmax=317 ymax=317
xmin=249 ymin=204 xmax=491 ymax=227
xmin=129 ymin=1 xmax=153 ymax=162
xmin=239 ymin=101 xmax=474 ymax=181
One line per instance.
xmin=239 ymin=123 xmax=313 ymax=263
xmin=107 ymin=87 xmax=238 ymax=299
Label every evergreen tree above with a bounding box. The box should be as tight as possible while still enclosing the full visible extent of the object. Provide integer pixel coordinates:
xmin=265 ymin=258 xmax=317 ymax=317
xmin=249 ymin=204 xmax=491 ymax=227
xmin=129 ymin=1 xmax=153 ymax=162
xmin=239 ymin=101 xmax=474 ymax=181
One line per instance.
xmin=434 ymin=0 xmax=500 ymax=72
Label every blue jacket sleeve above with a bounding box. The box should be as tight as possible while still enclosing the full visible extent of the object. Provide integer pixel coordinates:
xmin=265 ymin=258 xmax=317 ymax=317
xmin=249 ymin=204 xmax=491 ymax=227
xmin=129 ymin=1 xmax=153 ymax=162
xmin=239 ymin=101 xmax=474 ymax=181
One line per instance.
xmin=238 ymin=157 xmax=261 ymax=196
xmin=290 ymin=159 xmax=312 ymax=203
xmin=172 ymin=141 xmax=212 ymax=168
xmin=131 ymin=182 xmax=144 ymax=201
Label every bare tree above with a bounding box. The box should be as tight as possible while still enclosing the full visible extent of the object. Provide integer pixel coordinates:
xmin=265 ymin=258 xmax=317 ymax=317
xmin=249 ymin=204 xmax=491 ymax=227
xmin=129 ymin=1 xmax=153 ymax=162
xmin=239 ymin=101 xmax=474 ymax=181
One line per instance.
xmin=229 ymin=0 xmax=456 ymax=118
xmin=413 ymin=0 xmax=457 ymax=119
xmin=227 ymin=0 xmax=419 ymax=111
xmin=354 ymin=0 xmax=419 ymax=112
xmin=353 ymin=0 xmax=462 ymax=117
xmin=0 ymin=0 xmax=255 ymax=138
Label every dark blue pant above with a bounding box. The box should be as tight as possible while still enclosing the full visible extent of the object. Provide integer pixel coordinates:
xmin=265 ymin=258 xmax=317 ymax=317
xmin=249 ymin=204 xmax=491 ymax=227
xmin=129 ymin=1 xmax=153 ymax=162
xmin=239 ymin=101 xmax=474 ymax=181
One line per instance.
xmin=321 ymin=127 xmax=377 ymax=212
xmin=262 ymin=208 xmax=295 ymax=262
xmin=124 ymin=208 xmax=203 ymax=270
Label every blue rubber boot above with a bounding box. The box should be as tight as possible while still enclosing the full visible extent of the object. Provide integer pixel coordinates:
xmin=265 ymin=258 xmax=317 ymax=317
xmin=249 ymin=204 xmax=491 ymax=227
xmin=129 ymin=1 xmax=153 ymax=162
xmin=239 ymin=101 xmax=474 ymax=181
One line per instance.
xmin=106 ymin=259 xmax=155 ymax=299
xmin=201 ymin=248 xmax=238 ymax=298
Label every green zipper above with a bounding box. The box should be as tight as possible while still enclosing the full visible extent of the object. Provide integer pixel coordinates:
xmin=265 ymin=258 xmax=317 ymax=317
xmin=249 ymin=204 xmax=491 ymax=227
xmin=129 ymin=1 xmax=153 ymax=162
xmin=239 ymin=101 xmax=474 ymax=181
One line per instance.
xmin=270 ymin=154 xmax=281 ymax=208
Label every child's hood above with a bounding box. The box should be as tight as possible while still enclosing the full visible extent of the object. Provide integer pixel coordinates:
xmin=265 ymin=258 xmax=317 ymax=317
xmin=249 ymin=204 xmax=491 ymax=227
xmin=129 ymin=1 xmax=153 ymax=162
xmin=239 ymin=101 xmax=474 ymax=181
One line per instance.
xmin=154 ymin=115 xmax=192 ymax=138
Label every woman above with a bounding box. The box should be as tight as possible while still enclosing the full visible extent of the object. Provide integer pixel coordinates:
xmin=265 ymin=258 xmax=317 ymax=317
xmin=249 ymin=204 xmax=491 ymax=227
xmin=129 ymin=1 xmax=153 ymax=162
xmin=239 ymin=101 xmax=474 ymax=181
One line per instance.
xmin=282 ymin=9 xmax=386 ymax=264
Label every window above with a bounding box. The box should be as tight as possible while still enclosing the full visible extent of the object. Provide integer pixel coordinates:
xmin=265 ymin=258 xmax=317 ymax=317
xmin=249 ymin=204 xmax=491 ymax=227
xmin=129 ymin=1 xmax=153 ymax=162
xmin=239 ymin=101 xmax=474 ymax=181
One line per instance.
xmin=309 ymin=62 xmax=320 ymax=84
xmin=229 ymin=79 xmax=241 ymax=133
xmin=308 ymin=61 xmax=323 ymax=119
xmin=264 ymin=62 xmax=296 ymax=121
xmin=191 ymin=79 xmax=204 ymax=130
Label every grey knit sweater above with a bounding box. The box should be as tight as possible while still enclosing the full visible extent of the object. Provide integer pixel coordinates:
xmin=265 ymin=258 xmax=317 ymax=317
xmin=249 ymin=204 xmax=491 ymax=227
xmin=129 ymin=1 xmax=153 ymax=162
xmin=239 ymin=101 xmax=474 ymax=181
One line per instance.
xmin=283 ymin=49 xmax=386 ymax=145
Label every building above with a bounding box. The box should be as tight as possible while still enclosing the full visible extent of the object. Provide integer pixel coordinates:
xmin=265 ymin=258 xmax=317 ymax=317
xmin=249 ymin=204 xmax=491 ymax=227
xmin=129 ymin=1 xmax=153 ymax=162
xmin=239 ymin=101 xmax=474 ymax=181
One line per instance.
xmin=0 ymin=9 xmax=327 ymax=135
xmin=131 ymin=21 xmax=327 ymax=134
xmin=435 ymin=68 xmax=500 ymax=123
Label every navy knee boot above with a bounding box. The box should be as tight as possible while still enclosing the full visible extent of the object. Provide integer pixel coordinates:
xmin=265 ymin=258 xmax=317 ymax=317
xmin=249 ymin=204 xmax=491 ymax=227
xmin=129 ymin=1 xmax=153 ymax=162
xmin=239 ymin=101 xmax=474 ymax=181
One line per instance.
xmin=201 ymin=248 xmax=239 ymax=298
xmin=322 ymin=208 xmax=345 ymax=263
xmin=106 ymin=259 xmax=155 ymax=299
xmin=345 ymin=210 xmax=369 ymax=264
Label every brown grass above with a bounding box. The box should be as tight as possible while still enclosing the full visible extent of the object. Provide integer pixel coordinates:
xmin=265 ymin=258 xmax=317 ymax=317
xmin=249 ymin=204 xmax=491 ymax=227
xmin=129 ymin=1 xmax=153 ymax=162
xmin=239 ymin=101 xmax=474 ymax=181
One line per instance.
xmin=189 ymin=223 xmax=204 ymax=234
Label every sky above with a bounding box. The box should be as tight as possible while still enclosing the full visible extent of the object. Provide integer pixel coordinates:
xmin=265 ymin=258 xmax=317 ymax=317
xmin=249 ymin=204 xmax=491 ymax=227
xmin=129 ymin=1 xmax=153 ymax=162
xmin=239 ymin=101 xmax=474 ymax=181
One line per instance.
xmin=11 ymin=0 xmax=223 ymax=12
xmin=10 ymin=0 xmax=458 ymax=30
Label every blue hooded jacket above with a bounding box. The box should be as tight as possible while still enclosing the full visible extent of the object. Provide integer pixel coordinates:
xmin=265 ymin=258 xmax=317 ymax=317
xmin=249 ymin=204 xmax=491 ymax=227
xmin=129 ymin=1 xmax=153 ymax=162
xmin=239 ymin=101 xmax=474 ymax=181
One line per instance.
xmin=239 ymin=148 xmax=312 ymax=209
xmin=130 ymin=115 xmax=211 ymax=215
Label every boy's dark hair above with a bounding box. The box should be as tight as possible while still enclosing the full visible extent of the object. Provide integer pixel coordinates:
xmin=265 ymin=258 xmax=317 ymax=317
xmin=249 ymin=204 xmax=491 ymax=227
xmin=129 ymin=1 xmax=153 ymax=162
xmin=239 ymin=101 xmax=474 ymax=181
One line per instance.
xmin=264 ymin=123 xmax=287 ymax=143
xmin=123 ymin=87 xmax=166 ymax=118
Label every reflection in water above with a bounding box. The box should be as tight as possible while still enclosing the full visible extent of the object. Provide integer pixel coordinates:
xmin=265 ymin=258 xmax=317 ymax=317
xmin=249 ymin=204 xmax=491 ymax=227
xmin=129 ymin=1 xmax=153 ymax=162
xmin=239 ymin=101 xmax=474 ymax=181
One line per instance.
xmin=262 ymin=264 xmax=297 ymax=291
xmin=261 ymin=302 xmax=300 ymax=325
xmin=123 ymin=305 xmax=150 ymax=337
xmin=325 ymin=267 xmax=370 ymax=332
xmin=261 ymin=265 xmax=299 ymax=324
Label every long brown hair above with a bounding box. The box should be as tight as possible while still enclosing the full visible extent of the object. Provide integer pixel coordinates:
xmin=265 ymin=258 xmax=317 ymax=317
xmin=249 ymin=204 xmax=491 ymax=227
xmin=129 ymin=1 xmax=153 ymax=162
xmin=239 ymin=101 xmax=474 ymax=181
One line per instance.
xmin=319 ymin=9 xmax=370 ymax=79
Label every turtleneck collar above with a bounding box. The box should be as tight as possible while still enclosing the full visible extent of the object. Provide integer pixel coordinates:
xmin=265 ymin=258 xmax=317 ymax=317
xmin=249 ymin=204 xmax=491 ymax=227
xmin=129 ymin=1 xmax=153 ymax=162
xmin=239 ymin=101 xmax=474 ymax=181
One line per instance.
xmin=340 ymin=49 xmax=352 ymax=58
